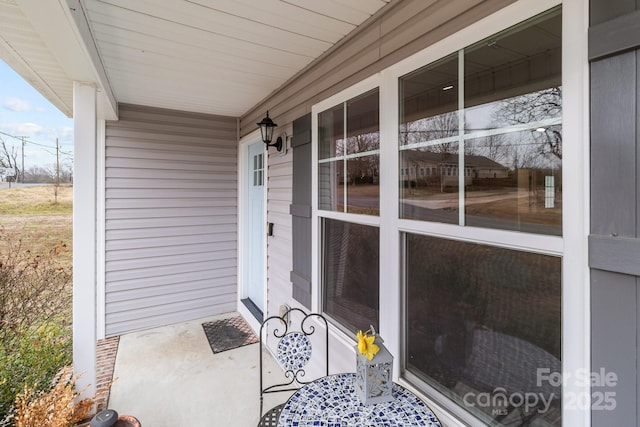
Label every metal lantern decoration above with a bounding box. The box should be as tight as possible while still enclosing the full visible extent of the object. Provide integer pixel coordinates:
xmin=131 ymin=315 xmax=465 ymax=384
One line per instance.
xmin=355 ymin=327 xmax=394 ymax=405
xmin=256 ymin=111 xmax=283 ymax=151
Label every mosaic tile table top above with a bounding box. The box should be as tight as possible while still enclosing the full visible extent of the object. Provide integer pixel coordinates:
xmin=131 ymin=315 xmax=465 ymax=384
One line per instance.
xmin=278 ymin=373 xmax=442 ymax=427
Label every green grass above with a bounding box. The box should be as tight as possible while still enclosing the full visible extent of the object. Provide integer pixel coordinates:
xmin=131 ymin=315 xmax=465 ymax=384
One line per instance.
xmin=0 ymin=201 xmax=72 ymax=215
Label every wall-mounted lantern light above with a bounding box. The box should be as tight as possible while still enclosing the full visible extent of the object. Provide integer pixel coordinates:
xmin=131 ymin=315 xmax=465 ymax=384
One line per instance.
xmin=257 ymin=111 xmax=283 ymax=152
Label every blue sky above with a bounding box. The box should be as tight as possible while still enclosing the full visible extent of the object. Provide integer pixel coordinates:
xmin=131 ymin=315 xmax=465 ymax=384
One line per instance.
xmin=0 ymin=60 xmax=73 ymax=171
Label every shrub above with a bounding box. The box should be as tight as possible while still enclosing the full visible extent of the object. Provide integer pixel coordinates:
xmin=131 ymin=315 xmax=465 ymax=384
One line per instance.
xmin=0 ymin=323 xmax=72 ymax=421
xmin=0 ymin=233 xmax=71 ymax=341
xmin=0 ymin=228 xmax=72 ymax=423
xmin=12 ymin=367 xmax=93 ymax=427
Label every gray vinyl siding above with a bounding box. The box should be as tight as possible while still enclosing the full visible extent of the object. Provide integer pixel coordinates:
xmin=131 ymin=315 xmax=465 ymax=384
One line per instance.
xmin=265 ymin=143 xmax=294 ymax=320
xmin=104 ymin=104 xmax=237 ymax=336
xmin=590 ymin=1 xmax=640 ymax=425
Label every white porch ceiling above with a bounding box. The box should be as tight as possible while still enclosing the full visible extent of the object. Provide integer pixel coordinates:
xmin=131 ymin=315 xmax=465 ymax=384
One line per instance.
xmin=0 ymin=0 xmax=392 ymax=119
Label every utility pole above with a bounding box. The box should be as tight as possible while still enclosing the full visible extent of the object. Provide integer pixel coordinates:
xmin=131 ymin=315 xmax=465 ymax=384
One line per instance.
xmin=55 ymin=138 xmax=60 ymax=203
xmin=20 ymin=136 xmax=28 ymax=183
xmin=56 ymin=138 xmax=60 ymax=186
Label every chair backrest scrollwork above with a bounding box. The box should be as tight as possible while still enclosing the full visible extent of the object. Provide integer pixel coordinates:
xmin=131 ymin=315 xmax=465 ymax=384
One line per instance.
xmin=259 ymin=308 xmax=329 ymax=412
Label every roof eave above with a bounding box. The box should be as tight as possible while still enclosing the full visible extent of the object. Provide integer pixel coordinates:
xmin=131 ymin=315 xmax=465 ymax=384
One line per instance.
xmin=12 ymin=0 xmax=118 ymax=120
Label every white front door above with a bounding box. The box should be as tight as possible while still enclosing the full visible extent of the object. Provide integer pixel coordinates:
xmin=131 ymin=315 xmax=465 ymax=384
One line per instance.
xmin=246 ymin=141 xmax=265 ymax=312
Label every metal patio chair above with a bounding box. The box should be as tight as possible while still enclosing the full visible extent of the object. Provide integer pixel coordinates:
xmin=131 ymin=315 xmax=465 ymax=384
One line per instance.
xmin=258 ymin=307 xmax=329 ymax=427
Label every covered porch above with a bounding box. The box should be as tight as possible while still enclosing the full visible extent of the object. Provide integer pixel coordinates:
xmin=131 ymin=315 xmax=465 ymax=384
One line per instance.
xmin=0 ymin=0 xmax=609 ymax=426
xmin=98 ymin=312 xmax=289 ymax=426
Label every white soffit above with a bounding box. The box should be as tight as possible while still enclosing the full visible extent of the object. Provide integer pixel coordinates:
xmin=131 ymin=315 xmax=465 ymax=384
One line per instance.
xmin=1 ymin=0 xmax=391 ymax=118
xmin=0 ymin=0 xmax=75 ymax=117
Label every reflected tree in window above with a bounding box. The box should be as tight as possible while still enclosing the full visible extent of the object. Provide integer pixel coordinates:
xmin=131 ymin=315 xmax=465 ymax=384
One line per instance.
xmin=492 ymin=87 xmax=562 ymax=161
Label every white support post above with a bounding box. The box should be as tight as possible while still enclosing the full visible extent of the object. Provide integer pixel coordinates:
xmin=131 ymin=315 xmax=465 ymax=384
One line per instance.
xmin=562 ymin=0 xmax=591 ymax=426
xmin=379 ymin=69 xmax=400 ymax=381
xmin=72 ymin=81 xmax=97 ymax=398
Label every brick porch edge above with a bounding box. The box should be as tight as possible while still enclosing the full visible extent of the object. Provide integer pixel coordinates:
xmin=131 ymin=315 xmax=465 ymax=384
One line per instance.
xmin=95 ymin=336 xmax=120 ymax=412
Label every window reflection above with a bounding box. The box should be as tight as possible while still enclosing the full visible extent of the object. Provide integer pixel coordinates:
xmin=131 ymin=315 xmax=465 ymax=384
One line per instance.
xmin=398 ymin=8 xmax=561 ymax=235
xmin=323 ymin=219 xmax=379 ymax=332
xmin=400 ymin=146 xmax=460 ymax=224
xmin=319 ymin=160 xmax=344 ymax=211
xmin=400 ymin=54 xmax=458 ymax=147
xmin=318 ymin=104 xmax=344 ymax=160
xmin=318 ymin=89 xmax=380 ymax=215
xmin=319 ymin=154 xmax=381 ymax=214
xmin=347 ymin=90 xmax=380 ymax=154
xmin=405 ymin=234 xmax=561 ymax=426
xmin=465 ymin=88 xmax=562 ymax=133
xmin=465 ymin=131 xmax=562 ymax=235
xmin=347 ymin=155 xmax=379 ymax=214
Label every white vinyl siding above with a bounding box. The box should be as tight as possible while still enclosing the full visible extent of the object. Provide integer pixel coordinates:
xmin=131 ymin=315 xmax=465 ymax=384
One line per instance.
xmin=104 ymin=104 xmax=237 ymax=336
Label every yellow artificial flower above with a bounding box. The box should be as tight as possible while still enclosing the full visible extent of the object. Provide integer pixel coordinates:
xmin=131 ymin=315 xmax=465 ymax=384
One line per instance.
xmin=356 ymin=330 xmax=379 ymax=361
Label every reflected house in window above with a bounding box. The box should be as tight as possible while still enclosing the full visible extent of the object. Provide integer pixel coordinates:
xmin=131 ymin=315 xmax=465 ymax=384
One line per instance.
xmin=469 ymin=156 xmax=510 ymax=180
xmin=400 ymin=150 xmax=508 ymax=189
xmin=334 ymin=161 xmax=379 ymax=186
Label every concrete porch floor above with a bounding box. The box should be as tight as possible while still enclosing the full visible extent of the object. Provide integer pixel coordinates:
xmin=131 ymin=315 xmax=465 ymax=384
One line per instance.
xmin=106 ymin=312 xmax=290 ymax=427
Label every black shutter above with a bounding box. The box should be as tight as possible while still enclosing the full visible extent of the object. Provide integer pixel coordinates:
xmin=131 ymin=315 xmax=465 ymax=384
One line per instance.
xmin=290 ymin=114 xmax=312 ymax=308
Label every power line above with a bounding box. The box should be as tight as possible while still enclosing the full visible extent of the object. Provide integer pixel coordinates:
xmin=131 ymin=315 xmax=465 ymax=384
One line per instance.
xmin=0 ymin=129 xmax=71 ymax=152
xmin=0 ymin=130 xmax=73 ymax=182
xmin=0 ymin=130 xmax=24 ymax=141
xmin=25 ymin=139 xmax=58 ymax=150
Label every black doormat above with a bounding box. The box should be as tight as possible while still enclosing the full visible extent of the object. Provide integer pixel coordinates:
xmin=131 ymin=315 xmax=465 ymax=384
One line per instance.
xmin=202 ymin=316 xmax=258 ymax=354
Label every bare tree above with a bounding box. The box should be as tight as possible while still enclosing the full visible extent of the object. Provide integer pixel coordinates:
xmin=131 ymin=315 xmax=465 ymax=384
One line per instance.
xmin=428 ymin=112 xmax=459 ymax=154
xmin=59 ymin=162 xmax=73 ymax=184
xmin=484 ymin=133 xmax=510 ymax=163
xmin=466 ymin=133 xmax=511 ymax=164
xmin=24 ymin=165 xmax=52 ymax=183
xmin=493 ymin=87 xmax=562 ymax=160
xmin=400 ymin=111 xmax=459 ymax=153
xmin=345 ymin=132 xmax=379 ymax=154
xmin=533 ymin=125 xmax=562 ymax=159
xmin=512 ymin=140 xmax=544 ymax=169
xmin=345 ymin=132 xmax=379 ymax=185
xmin=0 ymin=138 xmax=20 ymax=180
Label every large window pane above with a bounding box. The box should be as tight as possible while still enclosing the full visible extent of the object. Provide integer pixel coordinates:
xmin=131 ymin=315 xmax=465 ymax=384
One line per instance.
xmin=399 ymin=55 xmax=458 ymax=222
xmin=463 ymin=8 xmax=562 ymax=235
xmin=322 ymin=219 xmax=379 ymax=332
xmin=318 ymin=89 xmax=380 ymax=215
xmin=405 ymin=234 xmax=561 ymax=426
xmin=398 ymin=8 xmax=562 ymax=235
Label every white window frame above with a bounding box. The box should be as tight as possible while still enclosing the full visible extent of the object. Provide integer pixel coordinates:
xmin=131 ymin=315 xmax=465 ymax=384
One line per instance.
xmin=311 ymin=0 xmax=589 ymax=426
xmin=312 ymin=75 xmax=382 ymax=336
